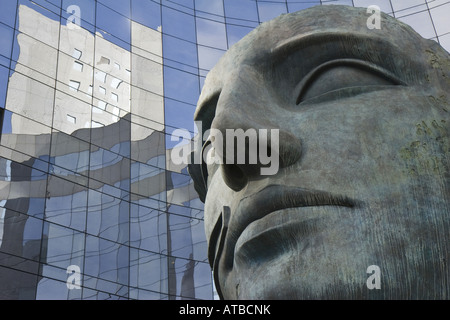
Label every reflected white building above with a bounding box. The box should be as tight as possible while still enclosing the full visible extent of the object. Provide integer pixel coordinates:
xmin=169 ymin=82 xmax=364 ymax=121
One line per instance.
xmin=0 ymin=3 xmax=208 ymax=300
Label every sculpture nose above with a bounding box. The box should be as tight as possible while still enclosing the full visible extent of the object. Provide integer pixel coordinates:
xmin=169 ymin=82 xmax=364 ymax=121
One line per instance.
xmin=210 ymin=108 xmax=302 ymax=192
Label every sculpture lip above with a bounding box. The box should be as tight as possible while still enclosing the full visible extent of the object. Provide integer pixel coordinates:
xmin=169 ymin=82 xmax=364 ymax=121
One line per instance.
xmin=224 ymin=184 xmax=357 ymax=266
xmin=237 ymin=184 xmax=356 ymax=229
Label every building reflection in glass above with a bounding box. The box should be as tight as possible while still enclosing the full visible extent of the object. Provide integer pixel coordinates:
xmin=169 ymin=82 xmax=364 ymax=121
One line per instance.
xmin=0 ymin=1 xmax=210 ymax=300
xmin=0 ymin=0 xmax=448 ymax=300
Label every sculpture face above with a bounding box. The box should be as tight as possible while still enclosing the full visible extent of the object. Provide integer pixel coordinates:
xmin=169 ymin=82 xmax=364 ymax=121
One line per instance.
xmin=190 ymin=5 xmax=450 ymax=299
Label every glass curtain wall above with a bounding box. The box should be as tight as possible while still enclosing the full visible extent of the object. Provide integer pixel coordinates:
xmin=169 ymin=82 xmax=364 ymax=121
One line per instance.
xmin=0 ymin=0 xmax=448 ymax=300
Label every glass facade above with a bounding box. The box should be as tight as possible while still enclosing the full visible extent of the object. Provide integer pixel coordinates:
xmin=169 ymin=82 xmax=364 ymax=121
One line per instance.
xmin=0 ymin=0 xmax=448 ymax=300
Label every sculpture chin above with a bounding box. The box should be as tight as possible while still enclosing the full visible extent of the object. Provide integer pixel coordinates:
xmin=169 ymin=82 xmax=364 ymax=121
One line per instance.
xmin=220 ymin=200 xmax=450 ymax=300
xmin=226 ymin=205 xmax=362 ymax=300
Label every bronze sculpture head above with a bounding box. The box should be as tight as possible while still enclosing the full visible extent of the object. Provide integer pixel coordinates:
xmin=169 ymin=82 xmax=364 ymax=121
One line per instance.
xmin=189 ymin=5 xmax=450 ymax=299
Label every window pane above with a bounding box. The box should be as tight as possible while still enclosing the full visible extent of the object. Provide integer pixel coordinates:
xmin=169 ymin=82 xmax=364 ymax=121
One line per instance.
xmin=96 ymin=2 xmax=131 ymax=50
xmin=168 ymin=256 xmax=212 ymax=299
xmin=130 ymin=204 xmax=167 ymax=252
xmin=167 ymin=213 xmax=196 ymax=259
xmin=54 ymin=91 xmax=92 ymax=140
xmin=168 ymin=203 xmax=203 ymax=218
xmin=132 ymin=0 xmax=161 ymax=30
xmin=196 ymin=17 xmax=227 ymax=49
xmin=36 ymin=276 xmax=81 ymax=300
xmin=163 ymin=67 xmax=199 ymax=105
xmin=438 ymin=33 xmax=450 ymax=53
xmin=0 ymin=265 xmax=38 ymax=299
xmin=130 ymin=123 xmax=165 ymax=165
xmin=192 ymin=261 xmax=213 ymax=299
xmin=226 ymin=24 xmax=253 ymax=47
xmin=0 ymin=24 xmax=13 ymax=62
xmin=130 ymin=89 xmax=165 ymax=132
xmin=45 ymin=175 xmax=88 ymax=230
xmin=6 ymin=72 xmax=55 ymax=127
xmin=322 ymin=0 xmax=354 ymax=6
xmin=287 ymin=0 xmax=320 ymax=13
xmin=0 ymin=210 xmax=42 ymax=264
xmin=164 ymin=99 xmax=197 ymax=134
xmin=132 ymin=53 xmax=164 ymax=95
xmin=198 ymin=45 xmax=226 ymax=72
xmin=391 ymin=0 xmax=426 ymax=12
xmin=98 ymin=0 xmax=130 ymax=18
xmin=131 ymin=20 xmax=162 ymax=62
xmin=163 ymin=35 xmax=198 ymax=73
xmin=89 ymin=145 xmax=131 ymax=191
xmin=84 ymin=235 xmax=129 ymax=285
xmin=57 ymin=50 xmax=94 ymax=105
xmin=195 ymin=0 xmax=224 ymax=15
xmin=131 ymin=160 xmax=165 ymax=198
xmin=0 ymin=158 xmax=46 ymax=217
xmin=165 ymin=170 xmax=199 ymax=209
xmin=0 ymin=65 xmax=8 ymax=109
xmin=0 ymin=0 xmax=18 ymax=27
xmin=41 ymin=222 xmax=85 ymax=269
xmin=26 ymin=0 xmax=61 ymax=15
xmin=61 ymin=0 xmax=96 ymax=32
xmin=13 ymin=31 xmax=58 ymax=85
xmin=430 ymin=3 xmax=450 ymax=37
xmin=0 ymin=111 xmax=51 ymax=159
xmin=91 ymin=117 xmax=131 ymax=157
xmin=50 ymin=130 xmax=90 ymax=184
xmin=87 ymin=189 xmax=129 ymax=243
xmin=353 ymin=0 xmax=393 ymax=14
xmin=162 ymin=6 xmax=196 ymax=42
xmin=398 ymin=10 xmax=437 ymax=39
xmin=130 ymin=248 xmax=168 ymax=295
xmin=223 ymin=0 xmax=258 ymax=21
xmin=170 ymin=0 xmax=194 ymax=9
xmin=257 ymin=2 xmax=287 ymax=22
xmin=16 ymin=1 xmax=60 ymax=49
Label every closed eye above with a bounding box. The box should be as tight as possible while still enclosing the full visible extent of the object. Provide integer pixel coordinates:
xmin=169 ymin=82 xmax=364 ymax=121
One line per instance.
xmin=296 ymin=59 xmax=407 ymax=105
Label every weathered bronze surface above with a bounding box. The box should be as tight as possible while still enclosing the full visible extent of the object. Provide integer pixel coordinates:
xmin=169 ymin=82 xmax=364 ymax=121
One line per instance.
xmin=189 ymin=5 xmax=450 ymax=299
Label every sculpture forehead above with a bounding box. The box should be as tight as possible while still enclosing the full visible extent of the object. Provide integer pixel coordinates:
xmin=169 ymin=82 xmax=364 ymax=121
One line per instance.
xmin=195 ymin=4 xmax=450 ymax=123
xmin=199 ymin=5 xmax=427 ymax=99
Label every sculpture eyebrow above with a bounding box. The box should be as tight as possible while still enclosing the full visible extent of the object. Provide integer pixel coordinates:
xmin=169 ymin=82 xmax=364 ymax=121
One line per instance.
xmin=268 ymin=30 xmax=420 ymax=86
xmin=269 ymin=31 xmax=398 ymax=68
xmin=271 ymin=31 xmax=382 ymax=57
